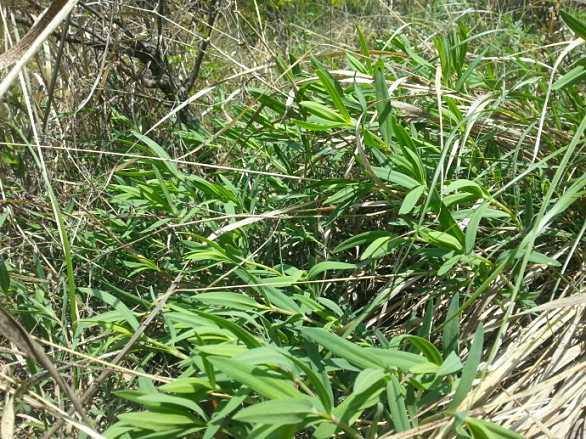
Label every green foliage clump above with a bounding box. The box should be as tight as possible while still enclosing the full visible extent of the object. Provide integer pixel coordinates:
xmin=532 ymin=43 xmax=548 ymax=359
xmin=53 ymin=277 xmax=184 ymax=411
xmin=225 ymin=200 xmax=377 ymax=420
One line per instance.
xmin=1 ymin=3 xmax=585 ymax=439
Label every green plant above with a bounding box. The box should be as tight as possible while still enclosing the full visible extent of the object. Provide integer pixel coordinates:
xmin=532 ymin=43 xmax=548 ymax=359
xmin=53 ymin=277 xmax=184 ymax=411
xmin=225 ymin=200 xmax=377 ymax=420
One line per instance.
xmin=1 ymin=2 xmax=584 ymax=438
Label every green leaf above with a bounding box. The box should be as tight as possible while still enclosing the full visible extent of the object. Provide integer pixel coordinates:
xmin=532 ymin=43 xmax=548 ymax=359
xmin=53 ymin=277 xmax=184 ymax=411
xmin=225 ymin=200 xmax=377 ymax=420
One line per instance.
xmin=437 ymin=254 xmax=462 ymax=276
xmin=234 ymin=347 xmax=296 ymax=370
xmin=465 ymin=203 xmax=489 ymax=255
xmin=235 ymin=270 xmax=302 ymax=314
xmin=444 ymin=179 xmax=487 ymax=198
xmin=197 ymin=344 xmax=248 ymax=357
xmin=196 ymin=311 xmax=261 ymax=348
xmin=360 ymin=236 xmax=400 ymax=260
xmin=79 ymin=288 xmax=139 ymax=330
xmin=303 ymin=328 xmax=432 ymax=373
xmin=132 ymin=131 xmax=182 ymax=179
xmin=204 ymin=389 xmax=249 ymax=439
xmin=392 ymin=119 xmax=426 ymax=183
xmin=553 ymin=63 xmax=586 ymax=90
xmin=193 ymin=292 xmax=265 ymax=311
xmin=364 ymin=348 xmax=432 ymax=372
xmin=354 ymin=368 xmax=386 ymax=393
xmin=532 ymin=175 xmax=586 ymax=240
xmin=418 ymin=228 xmax=464 ymax=252
xmin=299 ymin=101 xmax=349 ymax=124
xmin=356 ymin=25 xmax=371 ymax=61
xmin=295 ymin=118 xmax=348 ymax=131
xmin=314 ymin=375 xmax=385 ymax=438
xmin=283 ymin=354 xmax=334 ymax=413
xmin=465 ymin=417 xmax=523 ymax=439
xmin=521 ymin=251 xmax=561 ymax=267
xmin=392 ymin=335 xmax=443 ymax=365
xmin=346 ymin=53 xmax=368 ymax=75
xmin=311 ymin=57 xmax=351 ymax=120
xmin=307 ymin=261 xmax=356 ymax=279
xmin=233 ymin=398 xmax=318 ymax=425
xmin=386 ymin=375 xmax=410 ymax=432
xmin=325 ymin=184 xmax=360 ymax=205
xmin=373 ymin=61 xmax=393 ymax=144
xmin=443 ymin=292 xmax=460 ymax=356
xmin=373 ymin=167 xmax=420 ymax=190
xmin=0 ymin=257 xmax=10 ymax=293
xmin=334 ymin=231 xmax=395 ymax=253
xmin=159 ymin=378 xmax=212 ymax=394
xmin=117 ymin=411 xmax=198 ymax=429
xmin=152 ymin=164 xmax=177 ymax=215
xmin=209 ymin=357 xmax=304 ymax=400
xmin=437 ymin=201 xmax=466 ymax=245
xmin=435 ymin=351 xmax=463 ymax=376
xmin=399 ymin=185 xmax=425 ymax=215
xmin=301 ymin=327 xmax=379 ymax=369
xmin=449 ymin=325 xmax=484 ymax=411
xmin=138 ymin=393 xmax=208 ymax=420
xmin=561 ymin=10 xmax=586 ymax=40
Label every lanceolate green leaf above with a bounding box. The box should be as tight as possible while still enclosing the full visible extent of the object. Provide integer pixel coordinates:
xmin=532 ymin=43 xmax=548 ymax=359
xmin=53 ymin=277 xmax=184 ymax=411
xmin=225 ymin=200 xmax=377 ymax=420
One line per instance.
xmin=365 ymin=348 xmax=433 ymax=372
xmin=533 ymin=175 xmax=586 ymax=240
xmin=80 ymin=288 xmax=140 ymax=330
xmin=159 ymin=377 xmax=212 ymax=394
xmin=138 ymin=393 xmax=208 ymax=420
xmin=334 ymin=231 xmax=395 ymax=253
xmin=284 ymin=354 xmax=334 ymax=413
xmin=399 ymin=185 xmax=425 ymax=215
xmin=449 ymin=325 xmax=484 ymax=411
xmin=373 ymin=166 xmax=420 ymax=190
xmin=0 ymin=257 xmax=9 ymax=293
xmin=465 ymin=416 xmax=523 ymax=439
xmin=299 ymin=101 xmax=349 ymax=124
xmin=196 ymin=311 xmax=261 ymax=348
xmin=386 ymin=375 xmax=410 ymax=432
xmin=374 ymin=61 xmax=393 ymax=144
xmin=443 ymin=292 xmax=460 ymax=356
xmin=193 ymin=292 xmax=265 ymax=311
xmin=307 ymin=261 xmax=356 ymax=279
xmin=314 ymin=376 xmax=385 ymax=438
xmin=301 ymin=327 xmax=379 ymax=369
xmin=392 ymin=335 xmax=443 ymax=365
xmin=209 ymin=357 xmax=305 ymax=400
xmin=561 ymin=10 xmax=586 ymax=40
xmin=233 ymin=398 xmax=318 ymax=425
xmin=203 ymin=389 xmax=249 ymax=439
xmin=311 ymin=57 xmax=351 ymax=121
xmin=436 ymin=351 xmax=463 ymax=376
xmin=132 ymin=131 xmax=182 ymax=179
xmin=553 ymin=63 xmax=586 ymax=90
xmin=465 ymin=203 xmax=489 ymax=254
xmin=301 ymin=327 xmax=431 ymax=372
xmin=360 ymin=236 xmax=400 ymax=260
xmin=419 ymin=228 xmax=464 ymax=252
xmin=117 ymin=411 xmax=199 ymax=429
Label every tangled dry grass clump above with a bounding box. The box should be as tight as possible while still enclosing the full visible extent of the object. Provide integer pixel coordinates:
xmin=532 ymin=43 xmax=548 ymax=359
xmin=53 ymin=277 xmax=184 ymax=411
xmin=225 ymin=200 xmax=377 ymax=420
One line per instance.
xmin=0 ymin=1 xmax=585 ymax=438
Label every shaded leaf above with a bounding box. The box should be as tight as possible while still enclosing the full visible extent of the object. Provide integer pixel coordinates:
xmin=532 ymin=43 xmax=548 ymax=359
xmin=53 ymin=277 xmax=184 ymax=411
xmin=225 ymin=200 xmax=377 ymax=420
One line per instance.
xmin=449 ymin=325 xmax=484 ymax=411
xmin=233 ymin=398 xmax=318 ymax=425
xmin=307 ymin=261 xmax=356 ymax=279
xmin=209 ymin=357 xmax=304 ymax=400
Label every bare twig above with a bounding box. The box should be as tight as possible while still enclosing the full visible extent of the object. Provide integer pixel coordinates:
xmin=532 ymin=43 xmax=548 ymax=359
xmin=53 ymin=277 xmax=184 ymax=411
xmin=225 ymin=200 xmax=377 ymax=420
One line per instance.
xmin=184 ymin=0 xmax=220 ymax=95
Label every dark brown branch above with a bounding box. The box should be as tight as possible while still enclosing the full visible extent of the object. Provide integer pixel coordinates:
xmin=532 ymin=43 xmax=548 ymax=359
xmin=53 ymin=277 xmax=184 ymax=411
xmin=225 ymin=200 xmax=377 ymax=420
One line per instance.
xmin=184 ymin=0 xmax=220 ymax=95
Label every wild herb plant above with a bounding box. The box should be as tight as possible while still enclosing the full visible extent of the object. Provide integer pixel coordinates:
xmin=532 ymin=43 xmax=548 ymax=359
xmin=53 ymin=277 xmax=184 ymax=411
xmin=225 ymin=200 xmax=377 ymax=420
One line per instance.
xmin=0 ymin=2 xmax=584 ymax=438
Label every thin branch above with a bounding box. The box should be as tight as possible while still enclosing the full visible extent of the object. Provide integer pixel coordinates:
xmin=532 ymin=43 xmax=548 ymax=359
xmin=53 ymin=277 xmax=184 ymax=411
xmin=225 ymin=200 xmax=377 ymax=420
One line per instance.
xmin=184 ymin=0 xmax=220 ymax=95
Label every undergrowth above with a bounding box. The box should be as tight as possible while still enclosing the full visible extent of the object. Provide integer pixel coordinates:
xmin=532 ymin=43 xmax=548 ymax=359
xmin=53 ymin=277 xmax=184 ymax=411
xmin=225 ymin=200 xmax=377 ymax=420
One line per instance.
xmin=0 ymin=1 xmax=585 ymax=438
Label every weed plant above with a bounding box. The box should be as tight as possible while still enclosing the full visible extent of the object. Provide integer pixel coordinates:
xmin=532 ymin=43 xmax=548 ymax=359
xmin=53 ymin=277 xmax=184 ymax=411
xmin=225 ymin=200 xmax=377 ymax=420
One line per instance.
xmin=0 ymin=1 xmax=585 ymax=438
